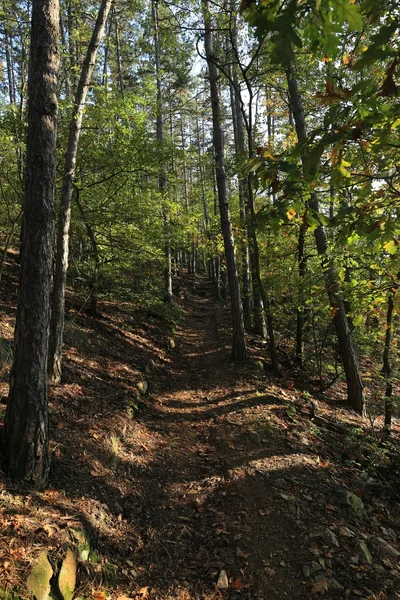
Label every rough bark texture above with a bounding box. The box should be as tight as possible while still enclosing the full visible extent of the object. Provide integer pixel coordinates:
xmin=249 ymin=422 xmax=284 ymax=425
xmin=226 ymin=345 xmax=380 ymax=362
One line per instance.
xmin=3 ymin=0 xmax=60 ymax=488
xmin=48 ymin=0 xmax=112 ymax=384
xmin=286 ymin=62 xmax=364 ymax=414
xmin=203 ymin=0 xmax=247 ymax=360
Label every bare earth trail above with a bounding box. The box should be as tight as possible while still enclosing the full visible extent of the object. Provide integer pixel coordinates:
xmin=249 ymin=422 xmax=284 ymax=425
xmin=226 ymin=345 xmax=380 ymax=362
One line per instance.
xmin=1 ymin=270 xmax=399 ymax=599
xmin=127 ymin=277 xmax=313 ymax=600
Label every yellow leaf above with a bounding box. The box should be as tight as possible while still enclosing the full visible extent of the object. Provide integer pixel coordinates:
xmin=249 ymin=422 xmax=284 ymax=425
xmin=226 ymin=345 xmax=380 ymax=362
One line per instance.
xmin=286 ymin=208 xmax=297 ymax=221
xmin=384 ymin=240 xmax=397 ymax=255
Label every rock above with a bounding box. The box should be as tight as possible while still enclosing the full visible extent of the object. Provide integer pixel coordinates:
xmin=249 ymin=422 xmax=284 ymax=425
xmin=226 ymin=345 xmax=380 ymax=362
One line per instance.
xmin=371 ymin=537 xmax=400 ymax=559
xmin=350 ymin=556 xmax=359 ymax=565
xmin=217 ymin=570 xmax=229 ymax=589
xmin=273 ymin=478 xmax=289 ymax=489
xmin=310 ymin=561 xmax=323 ymax=576
xmin=343 ymin=491 xmax=367 ymax=518
xmin=325 ymin=528 xmax=339 ymax=547
xmin=303 ymin=565 xmax=311 ymax=578
xmin=328 ymin=578 xmax=344 ymax=592
xmin=252 ymin=359 xmax=264 ymax=371
xmin=168 ymin=338 xmax=176 ymax=349
xmin=249 ymin=431 xmax=261 ymax=443
xmin=339 ymin=526 xmax=355 ymax=537
xmin=58 ymin=549 xmax=77 ymax=600
xmin=357 ymin=541 xmax=373 ymax=565
xmin=26 ymin=551 xmax=53 ymax=600
xmin=137 ymin=380 xmax=148 ymax=395
xmin=70 ymin=527 xmax=91 ymax=561
xmin=144 ymin=359 xmax=155 ymax=374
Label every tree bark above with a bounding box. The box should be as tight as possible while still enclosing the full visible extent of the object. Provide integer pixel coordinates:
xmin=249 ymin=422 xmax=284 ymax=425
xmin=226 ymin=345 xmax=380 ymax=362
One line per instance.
xmin=3 ymin=0 xmax=60 ymax=488
xmin=152 ymin=0 xmax=172 ymax=303
xmin=286 ymin=61 xmax=364 ymax=414
xmin=382 ymin=274 xmax=399 ymax=433
xmin=203 ymin=0 xmax=247 ymax=360
xmin=48 ymin=0 xmax=112 ymax=384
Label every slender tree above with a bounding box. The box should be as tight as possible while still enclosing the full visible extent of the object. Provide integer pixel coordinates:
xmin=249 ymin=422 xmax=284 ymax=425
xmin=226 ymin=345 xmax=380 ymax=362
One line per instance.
xmin=286 ymin=59 xmax=364 ymax=414
xmin=3 ymin=0 xmax=60 ymax=488
xmin=48 ymin=0 xmax=112 ymax=384
xmin=203 ymin=0 xmax=247 ymax=360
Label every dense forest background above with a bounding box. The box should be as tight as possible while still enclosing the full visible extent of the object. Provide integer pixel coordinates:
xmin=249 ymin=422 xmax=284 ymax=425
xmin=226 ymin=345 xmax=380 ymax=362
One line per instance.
xmin=0 ymin=0 xmax=400 ymax=598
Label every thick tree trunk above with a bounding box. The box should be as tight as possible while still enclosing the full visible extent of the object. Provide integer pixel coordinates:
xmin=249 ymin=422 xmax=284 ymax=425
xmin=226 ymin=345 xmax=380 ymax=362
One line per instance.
xmin=203 ymin=0 xmax=247 ymax=359
xmin=48 ymin=0 xmax=112 ymax=384
xmin=3 ymin=0 xmax=60 ymax=488
xmin=286 ymin=61 xmax=364 ymax=414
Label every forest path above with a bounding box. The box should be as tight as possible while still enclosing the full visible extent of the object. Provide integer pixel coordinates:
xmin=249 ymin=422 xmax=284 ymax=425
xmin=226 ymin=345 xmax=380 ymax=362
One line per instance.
xmin=131 ymin=275 xmax=311 ymax=599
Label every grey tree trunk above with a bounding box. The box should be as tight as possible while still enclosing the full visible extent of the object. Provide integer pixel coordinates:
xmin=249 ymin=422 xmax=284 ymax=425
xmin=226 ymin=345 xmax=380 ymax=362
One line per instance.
xmin=48 ymin=0 xmax=112 ymax=384
xmin=286 ymin=61 xmax=364 ymax=414
xmin=3 ymin=0 xmax=60 ymax=488
xmin=203 ymin=0 xmax=247 ymax=360
xmin=152 ymin=0 xmax=172 ymax=303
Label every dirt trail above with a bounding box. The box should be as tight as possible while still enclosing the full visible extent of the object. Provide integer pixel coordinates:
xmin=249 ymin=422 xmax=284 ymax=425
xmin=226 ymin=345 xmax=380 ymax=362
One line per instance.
xmin=132 ymin=276 xmax=310 ymax=599
xmin=1 ymin=272 xmax=398 ymax=599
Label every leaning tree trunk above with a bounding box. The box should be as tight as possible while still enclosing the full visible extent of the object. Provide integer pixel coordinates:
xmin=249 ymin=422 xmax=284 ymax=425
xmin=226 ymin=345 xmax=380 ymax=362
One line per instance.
xmin=286 ymin=60 xmax=364 ymax=415
xmin=203 ymin=0 xmax=247 ymax=360
xmin=3 ymin=0 xmax=60 ymax=488
xmin=48 ymin=0 xmax=112 ymax=384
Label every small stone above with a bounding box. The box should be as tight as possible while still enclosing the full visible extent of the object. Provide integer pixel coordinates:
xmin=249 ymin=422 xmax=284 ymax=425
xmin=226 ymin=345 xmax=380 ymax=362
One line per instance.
xmin=303 ymin=565 xmax=311 ymax=578
xmin=328 ymin=578 xmax=344 ymax=592
xmin=168 ymin=338 xmax=176 ymax=349
xmin=273 ymin=478 xmax=288 ymax=489
xmin=350 ymin=556 xmax=359 ymax=565
xmin=325 ymin=528 xmax=339 ymax=547
xmin=343 ymin=491 xmax=367 ymax=518
xmin=310 ymin=561 xmax=322 ymax=576
xmin=371 ymin=537 xmax=400 ymax=559
xmin=325 ymin=559 xmax=332 ymax=569
xmin=137 ymin=380 xmax=148 ymax=395
xmin=249 ymin=431 xmax=261 ymax=443
xmin=217 ymin=570 xmax=229 ymax=589
xmin=357 ymin=541 xmax=373 ymax=565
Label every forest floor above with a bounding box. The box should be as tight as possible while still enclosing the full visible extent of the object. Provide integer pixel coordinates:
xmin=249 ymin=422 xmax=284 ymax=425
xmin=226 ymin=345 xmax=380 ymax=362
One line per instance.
xmin=0 ymin=267 xmax=400 ymax=600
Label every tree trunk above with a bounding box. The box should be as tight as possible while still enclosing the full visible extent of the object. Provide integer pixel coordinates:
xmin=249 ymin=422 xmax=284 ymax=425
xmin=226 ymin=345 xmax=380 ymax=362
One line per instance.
xmin=48 ymin=0 xmax=112 ymax=384
xmin=296 ymin=223 xmax=307 ymax=366
xmin=3 ymin=0 xmax=60 ymax=488
xmin=382 ymin=274 xmax=399 ymax=433
xmin=203 ymin=0 xmax=247 ymax=360
xmin=286 ymin=61 xmax=364 ymax=414
xmin=227 ymin=46 xmax=252 ymax=330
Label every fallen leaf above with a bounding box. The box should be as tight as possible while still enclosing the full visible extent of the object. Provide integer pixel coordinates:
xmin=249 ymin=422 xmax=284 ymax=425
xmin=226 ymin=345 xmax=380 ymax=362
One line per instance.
xmin=139 ymin=587 xmax=149 ymax=598
xmin=311 ymin=578 xmax=329 ymax=595
xmin=217 ymin=570 xmax=229 ymax=589
xmin=233 ymin=579 xmax=244 ymax=589
xmin=92 ymin=592 xmax=106 ymax=600
xmin=236 ymin=548 xmax=252 ymax=558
